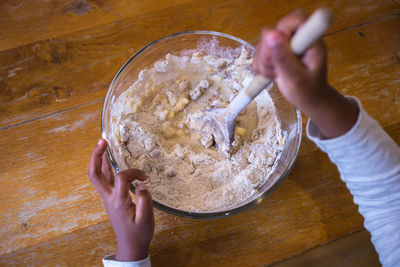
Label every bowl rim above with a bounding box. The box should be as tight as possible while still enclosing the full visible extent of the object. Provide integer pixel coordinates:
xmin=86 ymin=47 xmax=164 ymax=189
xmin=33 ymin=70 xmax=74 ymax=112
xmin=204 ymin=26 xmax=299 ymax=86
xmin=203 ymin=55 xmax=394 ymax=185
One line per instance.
xmin=101 ymin=30 xmax=302 ymax=219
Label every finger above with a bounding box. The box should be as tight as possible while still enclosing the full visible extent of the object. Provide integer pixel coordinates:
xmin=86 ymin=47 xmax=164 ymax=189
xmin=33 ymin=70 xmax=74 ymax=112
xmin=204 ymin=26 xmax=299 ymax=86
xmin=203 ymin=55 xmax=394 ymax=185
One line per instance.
xmin=266 ymin=31 xmax=305 ymax=79
xmin=255 ymin=58 xmax=276 ymax=79
xmin=119 ymin=169 xmax=148 ymax=182
xmin=253 ymin=29 xmax=278 ymax=79
xmin=302 ymin=39 xmax=327 ymax=72
xmin=258 ymin=28 xmax=273 ymax=63
xmin=89 ymin=139 xmax=107 ymax=176
xmin=134 ymin=184 xmax=154 ymax=226
xmin=114 ymin=173 xmax=129 ymax=200
xmin=252 ymin=43 xmax=261 ymax=73
xmin=88 ymin=139 xmax=110 ymax=195
xmin=253 ymin=28 xmax=273 ymax=71
xmin=115 ymin=169 xmax=148 ymax=200
xmin=102 ymin=152 xmax=114 ymax=185
xmin=277 ymin=9 xmax=308 ymax=37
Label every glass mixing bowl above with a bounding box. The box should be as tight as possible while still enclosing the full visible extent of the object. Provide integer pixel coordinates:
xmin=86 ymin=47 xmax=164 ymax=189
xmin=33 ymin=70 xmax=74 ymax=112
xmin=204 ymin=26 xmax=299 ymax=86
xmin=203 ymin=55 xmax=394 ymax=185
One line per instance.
xmin=101 ymin=31 xmax=302 ymax=219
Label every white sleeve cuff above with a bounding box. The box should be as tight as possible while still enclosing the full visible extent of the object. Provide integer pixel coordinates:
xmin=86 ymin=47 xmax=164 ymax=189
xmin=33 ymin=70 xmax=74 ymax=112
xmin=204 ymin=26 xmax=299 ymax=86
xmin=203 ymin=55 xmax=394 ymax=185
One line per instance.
xmin=102 ymin=254 xmax=151 ymax=267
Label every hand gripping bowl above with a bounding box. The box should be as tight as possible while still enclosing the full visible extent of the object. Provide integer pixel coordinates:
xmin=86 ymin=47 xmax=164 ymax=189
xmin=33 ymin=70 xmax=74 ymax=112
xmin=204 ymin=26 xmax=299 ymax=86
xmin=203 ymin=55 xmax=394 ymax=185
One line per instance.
xmin=101 ymin=31 xmax=302 ymax=219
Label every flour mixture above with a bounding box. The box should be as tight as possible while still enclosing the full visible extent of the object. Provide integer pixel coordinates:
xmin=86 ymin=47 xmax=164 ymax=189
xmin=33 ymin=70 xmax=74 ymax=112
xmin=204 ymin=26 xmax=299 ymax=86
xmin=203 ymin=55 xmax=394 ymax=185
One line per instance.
xmin=109 ymin=41 xmax=284 ymax=212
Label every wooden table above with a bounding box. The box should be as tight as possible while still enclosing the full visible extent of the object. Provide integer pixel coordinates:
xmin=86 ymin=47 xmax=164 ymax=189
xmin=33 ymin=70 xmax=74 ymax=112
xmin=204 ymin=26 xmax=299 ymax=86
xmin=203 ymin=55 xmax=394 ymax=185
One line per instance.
xmin=1 ymin=0 xmax=399 ymax=266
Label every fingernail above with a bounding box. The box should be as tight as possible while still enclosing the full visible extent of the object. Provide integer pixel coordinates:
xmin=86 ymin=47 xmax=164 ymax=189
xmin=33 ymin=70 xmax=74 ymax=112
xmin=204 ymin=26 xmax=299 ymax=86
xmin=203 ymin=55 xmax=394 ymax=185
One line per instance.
xmin=98 ymin=138 xmax=103 ymax=145
xmin=137 ymin=184 xmax=147 ymax=191
xmin=267 ymin=32 xmax=283 ymax=48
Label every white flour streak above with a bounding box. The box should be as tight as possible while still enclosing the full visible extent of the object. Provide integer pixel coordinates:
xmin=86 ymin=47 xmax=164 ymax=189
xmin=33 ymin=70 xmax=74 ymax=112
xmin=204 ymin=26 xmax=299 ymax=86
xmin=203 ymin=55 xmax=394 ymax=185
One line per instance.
xmin=48 ymin=112 xmax=97 ymax=134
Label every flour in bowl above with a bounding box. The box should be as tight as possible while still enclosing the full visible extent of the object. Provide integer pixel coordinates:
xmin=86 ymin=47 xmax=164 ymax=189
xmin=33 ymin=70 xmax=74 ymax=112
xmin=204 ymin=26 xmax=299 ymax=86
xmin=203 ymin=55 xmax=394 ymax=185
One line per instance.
xmin=109 ymin=42 xmax=284 ymax=212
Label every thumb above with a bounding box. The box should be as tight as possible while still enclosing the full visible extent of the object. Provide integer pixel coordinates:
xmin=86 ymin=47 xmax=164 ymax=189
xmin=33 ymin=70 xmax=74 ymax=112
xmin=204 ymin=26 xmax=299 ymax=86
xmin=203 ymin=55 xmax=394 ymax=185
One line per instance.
xmin=135 ymin=184 xmax=154 ymax=226
xmin=267 ymin=31 xmax=304 ymax=78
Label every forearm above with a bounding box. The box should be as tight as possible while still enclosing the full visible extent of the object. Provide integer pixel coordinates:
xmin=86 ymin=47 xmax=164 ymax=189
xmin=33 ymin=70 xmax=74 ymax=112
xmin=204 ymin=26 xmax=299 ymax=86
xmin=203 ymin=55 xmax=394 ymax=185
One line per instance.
xmin=300 ymin=85 xmax=359 ymax=139
xmin=307 ymin=97 xmax=400 ymax=266
xmin=116 ymin=241 xmax=148 ymax=262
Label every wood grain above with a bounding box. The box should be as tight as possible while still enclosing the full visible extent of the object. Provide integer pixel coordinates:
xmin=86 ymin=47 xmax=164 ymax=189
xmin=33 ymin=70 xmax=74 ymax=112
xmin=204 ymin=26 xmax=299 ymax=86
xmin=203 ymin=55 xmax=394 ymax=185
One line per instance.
xmin=1 ymin=0 xmax=399 ymax=266
xmin=1 ymin=0 xmax=397 ymax=52
xmin=1 ymin=0 xmax=399 ymax=128
xmin=271 ymin=230 xmax=380 ymax=267
xmin=327 ymin=15 xmax=400 ymax=128
xmin=0 ymin=0 xmax=191 ymax=51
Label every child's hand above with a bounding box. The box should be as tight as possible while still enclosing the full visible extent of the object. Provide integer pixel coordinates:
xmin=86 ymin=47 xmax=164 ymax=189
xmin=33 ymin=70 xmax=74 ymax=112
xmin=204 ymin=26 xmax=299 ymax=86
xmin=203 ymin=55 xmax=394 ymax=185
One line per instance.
xmin=253 ymin=9 xmax=328 ymax=112
xmin=89 ymin=139 xmax=155 ymax=261
xmin=253 ymin=9 xmax=358 ymax=139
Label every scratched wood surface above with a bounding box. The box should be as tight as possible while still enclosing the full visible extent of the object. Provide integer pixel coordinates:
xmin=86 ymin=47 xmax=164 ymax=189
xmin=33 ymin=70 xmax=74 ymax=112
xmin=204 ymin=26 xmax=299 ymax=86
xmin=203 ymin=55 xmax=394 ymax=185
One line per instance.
xmin=0 ymin=0 xmax=399 ymax=266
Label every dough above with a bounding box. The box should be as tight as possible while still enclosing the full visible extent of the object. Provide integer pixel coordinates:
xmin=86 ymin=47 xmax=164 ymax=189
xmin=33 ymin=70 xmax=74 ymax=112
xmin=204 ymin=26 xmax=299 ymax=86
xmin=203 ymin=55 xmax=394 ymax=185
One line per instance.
xmin=109 ymin=42 xmax=284 ymax=212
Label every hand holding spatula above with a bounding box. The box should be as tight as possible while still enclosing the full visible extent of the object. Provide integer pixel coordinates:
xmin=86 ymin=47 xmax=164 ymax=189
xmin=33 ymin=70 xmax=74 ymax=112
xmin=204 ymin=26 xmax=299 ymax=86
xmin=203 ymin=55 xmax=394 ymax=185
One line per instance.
xmin=201 ymin=8 xmax=333 ymax=157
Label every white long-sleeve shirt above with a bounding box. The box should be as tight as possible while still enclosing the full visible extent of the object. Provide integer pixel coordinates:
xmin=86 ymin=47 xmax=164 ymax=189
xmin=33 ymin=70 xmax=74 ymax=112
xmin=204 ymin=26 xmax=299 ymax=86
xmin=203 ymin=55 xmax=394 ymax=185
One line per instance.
xmin=307 ymin=97 xmax=400 ymax=266
xmin=103 ymin=97 xmax=400 ymax=267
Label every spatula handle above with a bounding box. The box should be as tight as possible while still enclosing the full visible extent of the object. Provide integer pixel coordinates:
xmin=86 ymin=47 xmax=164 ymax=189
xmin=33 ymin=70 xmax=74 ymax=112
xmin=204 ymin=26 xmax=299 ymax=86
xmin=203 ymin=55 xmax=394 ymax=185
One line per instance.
xmin=291 ymin=8 xmax=333 ymax=55
xmin=244 ymin=8 xmax=333 ymax=99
